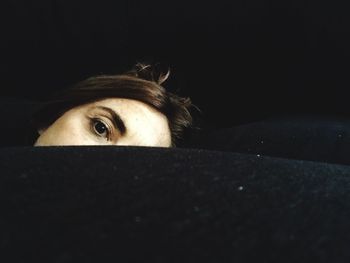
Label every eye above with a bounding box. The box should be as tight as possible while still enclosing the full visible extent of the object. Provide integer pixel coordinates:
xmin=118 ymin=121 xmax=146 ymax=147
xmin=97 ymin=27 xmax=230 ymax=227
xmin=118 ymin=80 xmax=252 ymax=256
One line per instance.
xmin=92 ymin=119 xmax=110 ymax=139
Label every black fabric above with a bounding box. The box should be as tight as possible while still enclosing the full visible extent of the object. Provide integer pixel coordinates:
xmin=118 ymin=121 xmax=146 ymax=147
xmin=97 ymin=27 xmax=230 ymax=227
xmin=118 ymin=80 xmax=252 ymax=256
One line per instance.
xmin=1 ymin=146 xmax=350 ymax=262
xmin=185 ymin=115 xmax=350 ymax=166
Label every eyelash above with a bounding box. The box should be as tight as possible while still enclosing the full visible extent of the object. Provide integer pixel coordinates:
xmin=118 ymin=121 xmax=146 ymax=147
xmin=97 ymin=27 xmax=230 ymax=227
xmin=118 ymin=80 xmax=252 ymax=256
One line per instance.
xmin=90 ymin=117 xmax=112 ymax=141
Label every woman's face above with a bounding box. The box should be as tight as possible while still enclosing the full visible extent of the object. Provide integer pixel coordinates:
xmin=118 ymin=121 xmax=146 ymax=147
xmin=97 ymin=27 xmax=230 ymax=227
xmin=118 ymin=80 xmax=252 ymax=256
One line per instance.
xmin=34 ymin=98 xmax=172 ymax=147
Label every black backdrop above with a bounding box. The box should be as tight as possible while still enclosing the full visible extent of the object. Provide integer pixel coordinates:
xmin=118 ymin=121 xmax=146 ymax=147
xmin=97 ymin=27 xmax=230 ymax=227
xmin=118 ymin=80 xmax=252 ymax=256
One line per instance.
xmin=1 ymin=0 xmax=350 ymax=128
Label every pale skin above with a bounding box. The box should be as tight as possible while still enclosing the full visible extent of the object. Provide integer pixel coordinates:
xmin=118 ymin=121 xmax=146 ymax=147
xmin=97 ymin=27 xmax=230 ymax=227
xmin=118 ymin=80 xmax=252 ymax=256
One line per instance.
xmin=34 ymin=98 xmax=172 ymax=147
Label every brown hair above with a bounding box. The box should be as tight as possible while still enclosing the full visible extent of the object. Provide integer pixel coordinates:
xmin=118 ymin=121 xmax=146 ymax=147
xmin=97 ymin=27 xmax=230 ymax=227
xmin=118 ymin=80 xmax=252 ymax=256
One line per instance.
xmin=31 ymin=63 xmax=193 ymax=146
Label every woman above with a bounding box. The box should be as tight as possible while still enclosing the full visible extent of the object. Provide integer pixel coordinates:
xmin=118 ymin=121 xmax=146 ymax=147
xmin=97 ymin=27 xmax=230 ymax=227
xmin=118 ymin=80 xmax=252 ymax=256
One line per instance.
xmin=32 ymin=63 xmax=193 ymax=147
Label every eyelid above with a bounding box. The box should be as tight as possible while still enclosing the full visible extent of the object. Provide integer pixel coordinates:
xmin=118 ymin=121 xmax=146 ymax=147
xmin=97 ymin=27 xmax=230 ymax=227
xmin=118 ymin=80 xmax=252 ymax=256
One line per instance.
xmin=89 ymin=116 xmax=114 ymax=140
xmin=95 ymin=106 xmax=126 ymax=135
xmin=87 ymin=107 xmax=125 ymax=137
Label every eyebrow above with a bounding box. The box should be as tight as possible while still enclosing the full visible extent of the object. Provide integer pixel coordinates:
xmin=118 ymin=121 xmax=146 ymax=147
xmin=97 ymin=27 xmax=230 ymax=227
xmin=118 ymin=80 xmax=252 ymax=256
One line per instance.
xmin=95 ymin=106 xmax=126 ymax=135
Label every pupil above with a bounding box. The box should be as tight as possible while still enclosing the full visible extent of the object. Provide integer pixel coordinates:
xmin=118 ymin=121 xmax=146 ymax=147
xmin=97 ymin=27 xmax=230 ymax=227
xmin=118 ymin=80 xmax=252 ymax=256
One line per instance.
xmin=95 ymin=121 xmax=106 ymax=134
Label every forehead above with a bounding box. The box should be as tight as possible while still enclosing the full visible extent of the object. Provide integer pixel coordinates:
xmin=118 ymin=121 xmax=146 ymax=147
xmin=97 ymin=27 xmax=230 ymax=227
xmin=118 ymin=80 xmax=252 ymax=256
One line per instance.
xmin=85 ymin=98 xmax=171 ymax=146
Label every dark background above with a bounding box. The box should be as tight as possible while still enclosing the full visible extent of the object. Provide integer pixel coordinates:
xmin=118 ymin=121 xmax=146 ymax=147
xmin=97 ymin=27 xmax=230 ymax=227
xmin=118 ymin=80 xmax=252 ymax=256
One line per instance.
xmin=1 ymin=0 xmax=350 ymax=128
